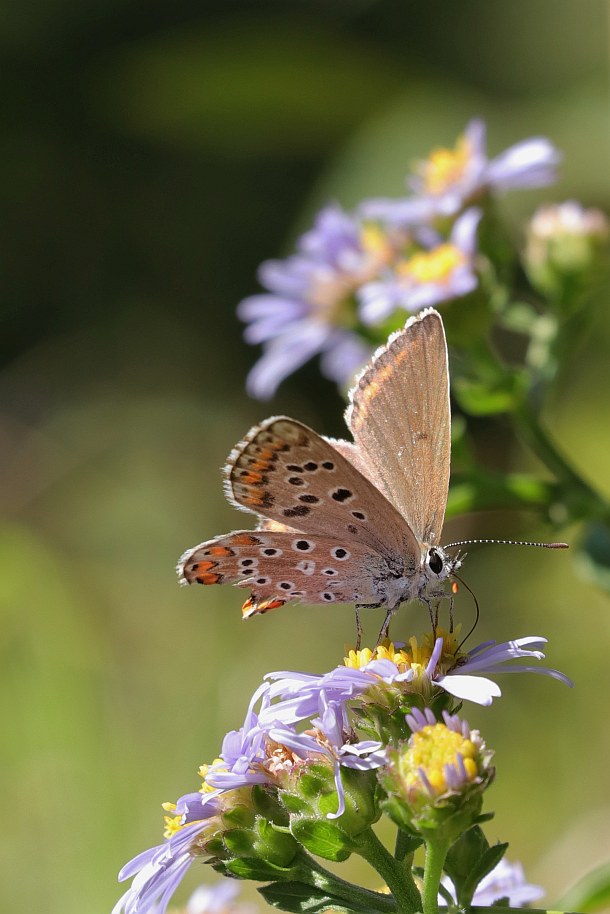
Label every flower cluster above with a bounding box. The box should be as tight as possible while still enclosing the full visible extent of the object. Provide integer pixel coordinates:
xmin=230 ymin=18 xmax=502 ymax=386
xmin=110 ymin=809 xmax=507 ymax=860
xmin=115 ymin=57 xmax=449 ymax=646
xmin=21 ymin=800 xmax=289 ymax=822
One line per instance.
xmin=238 ymin=119 xmax=562 ymax=397
xmin=113 ymin=628 xmax=571 ymax=914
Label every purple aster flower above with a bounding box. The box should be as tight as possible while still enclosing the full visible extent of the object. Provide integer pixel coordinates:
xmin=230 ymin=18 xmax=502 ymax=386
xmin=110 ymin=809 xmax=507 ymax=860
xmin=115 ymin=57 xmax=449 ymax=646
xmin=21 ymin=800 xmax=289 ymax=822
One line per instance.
xmin=434 ymin=635 xmax=574 ymax=706
xmin=184 ymin=881 xmax=257 ymax=914
xmin=238 ymin=204 xmax=400 ymax=398
xmin=113 ymin=791 xmax=224 ymax=914
xmin=267 ymin=692 xmax=385 ymax=819
xmin=204 ymin=682 xmax=275 ymax=790
xmin=361 ymin=119 xmax=561 ymax=226
xmin=441 ymin=858 xmax=545 ymax=907
xmin=358 ymin=209 xmax=481 ymax=323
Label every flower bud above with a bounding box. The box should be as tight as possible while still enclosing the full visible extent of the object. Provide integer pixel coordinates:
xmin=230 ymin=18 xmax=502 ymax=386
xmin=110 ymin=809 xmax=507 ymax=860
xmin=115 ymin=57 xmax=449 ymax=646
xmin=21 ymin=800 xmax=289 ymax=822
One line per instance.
xmin=379 ymin=708 xmax=494 ymax=843
xmin=524 ymin=200 xmax=609 ymax=304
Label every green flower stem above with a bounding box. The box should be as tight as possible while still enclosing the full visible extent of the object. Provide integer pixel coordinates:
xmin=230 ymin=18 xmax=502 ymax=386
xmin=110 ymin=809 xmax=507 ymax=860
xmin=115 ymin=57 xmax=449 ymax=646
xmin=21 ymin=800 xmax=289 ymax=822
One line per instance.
xmin=296 ymin=853 xmax=397 ymax=914
xmin=421 ymin=837 xmax=451 ymax=914
xmin=355 ymin=828 xmax=421 ymax=913
xmin=394 ymin=828 xmax=412 ymax=863
xmin=515 ymin=402 xmax=607 ymax=520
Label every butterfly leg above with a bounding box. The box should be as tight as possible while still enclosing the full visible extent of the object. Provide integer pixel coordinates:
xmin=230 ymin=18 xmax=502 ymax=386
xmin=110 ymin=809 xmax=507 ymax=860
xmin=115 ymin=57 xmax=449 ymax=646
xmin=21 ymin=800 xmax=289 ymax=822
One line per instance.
xmin=354 ymin=606 xmax=363 ymax=651
xmin=423 ymin=599 xmax=438 ymax=638
xmin=376 ymin=608 xmax=394 ymax=646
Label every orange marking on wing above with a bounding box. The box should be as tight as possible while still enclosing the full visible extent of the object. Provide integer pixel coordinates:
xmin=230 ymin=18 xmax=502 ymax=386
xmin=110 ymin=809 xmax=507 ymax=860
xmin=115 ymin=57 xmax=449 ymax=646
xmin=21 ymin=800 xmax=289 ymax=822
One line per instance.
xmin=354 ymin=348 xmax=409 ymax=417
xmin=250 ymin=460 xmax=271 ymax=472
xmin=197 ymin=572 xmax=222 ymax=585
xmin=258 ymin=447 xmax=276 ymax=461
xmin=241 ymin=596 xmax=286 ymax=618
xmin=242 ymin=472 xmax=263 ymax=485
xmin=196 ymin=560 xmax=217 ymax=572
xmin=208 ymin=546 xmax=234 ymax=557
xmin=231 ymin=534 xmax=262 ymax=546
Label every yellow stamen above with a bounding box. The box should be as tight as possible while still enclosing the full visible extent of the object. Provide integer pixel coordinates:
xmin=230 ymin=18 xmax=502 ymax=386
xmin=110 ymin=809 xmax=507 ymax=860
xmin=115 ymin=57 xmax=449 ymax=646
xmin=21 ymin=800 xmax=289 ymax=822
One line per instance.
xmin=401 ymin=723 xmax=479 ymax=796
xmin=161 ymin=804 xmax=184 ymax=839
xmin=344 ymin=630 xmax=463 ymax=677
xmin=418 ymin=135 xmax=472 ymax=195
xmin=198 ymin=759 xmax=225 ymax=794
xmin=397 ymin=244 xmax=466 ymax=286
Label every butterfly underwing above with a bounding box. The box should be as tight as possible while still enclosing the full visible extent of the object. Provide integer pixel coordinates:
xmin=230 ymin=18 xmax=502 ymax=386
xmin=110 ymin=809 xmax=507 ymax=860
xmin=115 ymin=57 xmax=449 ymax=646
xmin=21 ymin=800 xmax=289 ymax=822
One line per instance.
xmin=178 ymin=308 xmax=459 ymax=631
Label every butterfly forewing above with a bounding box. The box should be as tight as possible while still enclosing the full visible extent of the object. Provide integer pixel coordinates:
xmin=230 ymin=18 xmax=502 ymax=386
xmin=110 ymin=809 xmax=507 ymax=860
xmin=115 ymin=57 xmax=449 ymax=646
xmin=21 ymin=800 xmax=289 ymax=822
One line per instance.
xmin=178 ymin=529 xmax=386 ymax=615
xmin=224 ymin=416 xmax=419 ymax=561
xmin=346 ymin=309 xmax=451 ymax=546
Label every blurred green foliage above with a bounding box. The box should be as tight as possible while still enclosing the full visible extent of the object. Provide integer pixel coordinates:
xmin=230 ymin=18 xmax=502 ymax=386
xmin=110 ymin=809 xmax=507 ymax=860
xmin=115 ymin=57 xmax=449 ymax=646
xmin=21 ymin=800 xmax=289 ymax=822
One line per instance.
xmin=2 ymin=2 xmax=610 ymax=913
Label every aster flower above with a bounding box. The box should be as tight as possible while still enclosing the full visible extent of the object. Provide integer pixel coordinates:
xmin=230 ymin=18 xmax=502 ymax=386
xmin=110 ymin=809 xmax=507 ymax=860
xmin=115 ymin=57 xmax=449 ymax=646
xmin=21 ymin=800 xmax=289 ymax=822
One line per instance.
xmin=358 ymin=209 xmax=481 ymax=324
xmin=266 ymin=692 xmax=385 ymax=819
xmin=361 ymin=119 xmax=561 ymax=226
xmin=113 ymin=791 xmax=227 ymax=914
xmin=381 ymin=708 xmax=494 ymax=841
xmin=260 ymin=630 xmax=572 ymax=733
xmin=165 ymin=881 xmax=256 ymax=914
xmin=524 ymin=200 xmax=610 ymax=300
xmin=238 ymin=204 xmax=398 ymax=398
xmin=441 ymin=858 xmax=545 ymax=908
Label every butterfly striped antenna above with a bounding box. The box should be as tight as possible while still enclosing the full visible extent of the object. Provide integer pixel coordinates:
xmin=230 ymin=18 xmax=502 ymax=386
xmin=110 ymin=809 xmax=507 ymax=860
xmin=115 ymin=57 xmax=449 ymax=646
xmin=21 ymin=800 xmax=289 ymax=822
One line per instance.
xmin=443 ymin=538 xmax=569 ymax=550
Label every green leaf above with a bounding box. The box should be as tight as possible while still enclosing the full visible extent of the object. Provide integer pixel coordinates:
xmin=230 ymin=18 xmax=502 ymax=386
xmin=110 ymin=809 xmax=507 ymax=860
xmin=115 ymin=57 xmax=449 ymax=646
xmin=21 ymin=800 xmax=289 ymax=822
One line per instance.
xmin=452 ymin=374 xmax=525 ymax=416
xmin=444 ymin=826 xmax=507 ymax=907
xmin=290 ymin=818 xmax=357 ymax=862
xmin=555 ymin=860 xmax=610 ymax=913
xmin=252 ymin=784 xmax=290 ymax=826
xmin=259 ymin=882 xmax=353 ymax=914
xmin=224 ymin=856 xmax=297 ymax=881
xmin=461 ymin=843 xmax=509 ymax=906
xmin=223 ymin=828 xmax=256 ymax=856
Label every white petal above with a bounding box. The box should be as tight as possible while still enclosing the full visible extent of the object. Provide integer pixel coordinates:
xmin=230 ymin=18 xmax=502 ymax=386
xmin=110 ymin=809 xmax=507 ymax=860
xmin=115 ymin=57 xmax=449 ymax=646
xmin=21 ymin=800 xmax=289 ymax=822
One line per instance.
xmin=438 ymin=674 xmax=501 ymax=706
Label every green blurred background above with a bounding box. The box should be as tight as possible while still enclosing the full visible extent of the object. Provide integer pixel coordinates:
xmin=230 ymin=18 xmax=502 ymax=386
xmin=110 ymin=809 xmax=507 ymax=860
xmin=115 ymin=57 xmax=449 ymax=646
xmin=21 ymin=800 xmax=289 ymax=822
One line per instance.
xmin=2 ymin=1 xmax=610 ymax=912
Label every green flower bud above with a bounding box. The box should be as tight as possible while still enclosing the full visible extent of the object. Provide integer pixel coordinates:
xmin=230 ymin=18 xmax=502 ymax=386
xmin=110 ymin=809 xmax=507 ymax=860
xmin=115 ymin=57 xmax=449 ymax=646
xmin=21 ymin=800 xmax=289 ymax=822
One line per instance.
xmin=524 ymin=200 xmax=610 ymax=305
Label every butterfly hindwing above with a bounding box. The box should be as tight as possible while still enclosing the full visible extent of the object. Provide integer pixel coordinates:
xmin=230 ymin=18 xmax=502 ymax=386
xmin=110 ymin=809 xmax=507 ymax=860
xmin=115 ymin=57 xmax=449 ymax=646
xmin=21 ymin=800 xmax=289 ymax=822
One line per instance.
xmin=178 ymin=529 xmax=386 ymax=616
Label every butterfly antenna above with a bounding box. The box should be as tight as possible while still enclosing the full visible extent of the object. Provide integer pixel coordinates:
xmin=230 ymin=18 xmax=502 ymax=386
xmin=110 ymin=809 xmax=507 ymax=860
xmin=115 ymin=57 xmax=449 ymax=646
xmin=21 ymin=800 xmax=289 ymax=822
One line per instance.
xmin=443 ymin=538 xmax=569 ymax=550
xmin=452 ymin=571 xmax=480 ymax=651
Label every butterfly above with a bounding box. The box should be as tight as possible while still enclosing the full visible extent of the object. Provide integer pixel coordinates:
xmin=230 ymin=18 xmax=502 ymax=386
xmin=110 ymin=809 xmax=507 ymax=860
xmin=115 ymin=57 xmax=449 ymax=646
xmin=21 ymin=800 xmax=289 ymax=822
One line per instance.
xmin=178 ymin=307 xmax=462 ymax=645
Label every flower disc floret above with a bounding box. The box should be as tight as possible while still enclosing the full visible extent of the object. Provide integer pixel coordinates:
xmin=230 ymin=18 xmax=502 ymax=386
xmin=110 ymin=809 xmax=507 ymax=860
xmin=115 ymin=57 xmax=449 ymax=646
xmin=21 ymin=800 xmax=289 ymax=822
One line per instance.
xmin=400 ymin=719 xmax=478 ymax=798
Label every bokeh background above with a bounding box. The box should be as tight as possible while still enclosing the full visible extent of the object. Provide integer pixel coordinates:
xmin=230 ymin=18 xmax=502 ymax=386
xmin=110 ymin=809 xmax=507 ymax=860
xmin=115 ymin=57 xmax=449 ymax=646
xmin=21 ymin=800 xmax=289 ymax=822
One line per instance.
xmin=2 ymin=2 xmax=610 ymax=912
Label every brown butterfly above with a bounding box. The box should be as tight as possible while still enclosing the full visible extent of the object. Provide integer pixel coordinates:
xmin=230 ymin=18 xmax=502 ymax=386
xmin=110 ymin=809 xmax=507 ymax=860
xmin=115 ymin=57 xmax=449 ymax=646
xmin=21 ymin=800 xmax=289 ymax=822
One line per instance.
xmin=178 ymin=307 xmax=566 ymax=643
xmin=178 ymin=308 xmax=460 ymax=641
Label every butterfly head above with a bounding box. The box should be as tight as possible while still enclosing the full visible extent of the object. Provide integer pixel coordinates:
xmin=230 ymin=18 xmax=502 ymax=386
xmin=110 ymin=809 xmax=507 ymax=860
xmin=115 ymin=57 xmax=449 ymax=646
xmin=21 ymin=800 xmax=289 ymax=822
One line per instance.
xmin=424 ymin=545 xmax=461 ymax=582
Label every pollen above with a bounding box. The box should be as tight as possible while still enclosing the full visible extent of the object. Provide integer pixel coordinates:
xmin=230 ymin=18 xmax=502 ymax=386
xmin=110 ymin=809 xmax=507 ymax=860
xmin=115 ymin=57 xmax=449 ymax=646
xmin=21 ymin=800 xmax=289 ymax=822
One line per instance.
xmin=401 ymin=724 xmax=479 ymax=797
xmin=418 ymin=135 xmax=471 ymax=195
xmin=161 ymin=803 xmax=184 ymax=838
xmin=198 ymin=759 xmax=225 ymax=793
xmin=397 ymin=244 xmax=466 ymax=286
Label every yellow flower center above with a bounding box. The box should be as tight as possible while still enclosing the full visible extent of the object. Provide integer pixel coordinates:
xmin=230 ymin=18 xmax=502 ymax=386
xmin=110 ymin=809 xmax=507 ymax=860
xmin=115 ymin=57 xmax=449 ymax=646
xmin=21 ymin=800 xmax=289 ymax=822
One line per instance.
xmin=397 ymin=244 xmax=466 ymax=286
xmin=418 ymin=135 xmax=472 ymax=195
xmin=344 ymin=630 xmax=462 ymax=677
xmin=401 ymin=723 xmax=478 ymax=796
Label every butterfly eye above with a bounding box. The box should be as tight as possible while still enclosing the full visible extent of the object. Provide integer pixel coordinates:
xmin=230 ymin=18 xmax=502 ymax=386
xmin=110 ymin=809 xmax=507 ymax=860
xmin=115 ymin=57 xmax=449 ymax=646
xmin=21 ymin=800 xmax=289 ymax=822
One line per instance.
xmin=426 ymin=548 xmax=445 ymax=576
